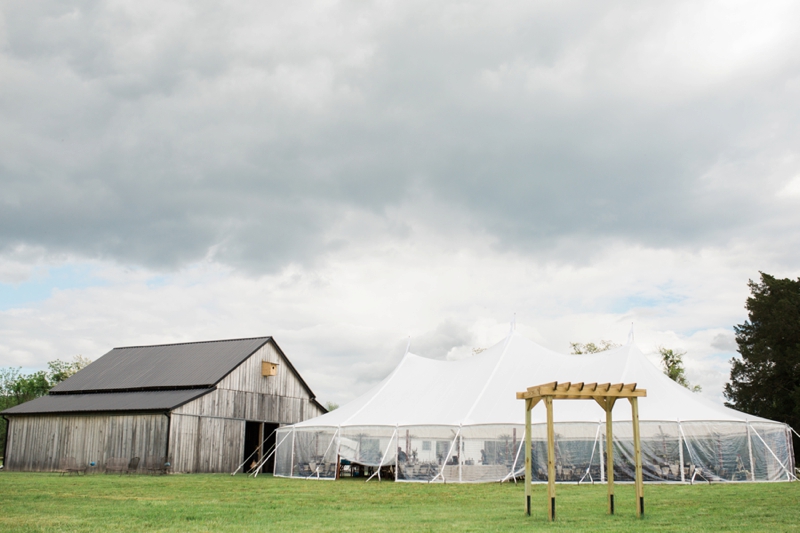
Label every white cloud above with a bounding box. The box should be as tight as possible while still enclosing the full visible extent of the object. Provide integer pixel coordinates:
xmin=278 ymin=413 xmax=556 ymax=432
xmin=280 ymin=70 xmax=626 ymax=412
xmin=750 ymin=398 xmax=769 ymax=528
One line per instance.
xmin=1 ymin=222 xmax=794 ymax=406
xmin=2 ymin=1 xmax=800 ymax=413
xmin=778 ymin=175 xmax=800 ymax=198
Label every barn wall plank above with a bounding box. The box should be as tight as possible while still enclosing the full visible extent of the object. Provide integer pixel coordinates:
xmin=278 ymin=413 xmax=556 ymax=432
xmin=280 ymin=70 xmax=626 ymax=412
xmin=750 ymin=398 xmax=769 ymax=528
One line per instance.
xmin=4 ymin=414 xmax=168 ymax=473
xmin=168 ymin=413 xmax=198 ymax=472
xmin=173 ymin=390 xmax=323 ymax=425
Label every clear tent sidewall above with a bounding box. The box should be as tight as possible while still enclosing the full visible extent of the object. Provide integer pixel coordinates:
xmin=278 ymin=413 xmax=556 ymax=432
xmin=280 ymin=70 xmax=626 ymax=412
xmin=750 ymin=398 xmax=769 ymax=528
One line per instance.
xmin=274 ymin=421 xmax=795 ymax=483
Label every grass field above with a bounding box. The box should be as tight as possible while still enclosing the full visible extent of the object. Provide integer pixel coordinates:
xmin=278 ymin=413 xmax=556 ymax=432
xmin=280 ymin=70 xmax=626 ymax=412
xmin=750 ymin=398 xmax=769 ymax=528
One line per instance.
xmin=0 ymin=472 xmax=798 ymax=532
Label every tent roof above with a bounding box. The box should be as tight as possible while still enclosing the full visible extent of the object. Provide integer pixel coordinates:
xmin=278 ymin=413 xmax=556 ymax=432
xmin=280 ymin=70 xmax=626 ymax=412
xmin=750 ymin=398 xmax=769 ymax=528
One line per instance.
xmin=297 ymin=332 xmax=774 ymax=427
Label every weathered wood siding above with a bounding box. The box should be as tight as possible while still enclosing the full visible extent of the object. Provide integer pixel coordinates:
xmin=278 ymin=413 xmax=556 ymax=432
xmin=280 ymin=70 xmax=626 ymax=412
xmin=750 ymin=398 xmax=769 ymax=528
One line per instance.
xmin=167 ymin=340 xmax=324 ymax=472
xmin=172 ymin=388 xmax=313 ymax=422
xmin=173 ymin=341 xmax=325 ymax=422
xmin=4 ymin=413 xmax=168 ymax=472
xmin=217 ymin=341 xmax=310 ymax=397
xmin=168 ymin=414 xmax=244 ymax=473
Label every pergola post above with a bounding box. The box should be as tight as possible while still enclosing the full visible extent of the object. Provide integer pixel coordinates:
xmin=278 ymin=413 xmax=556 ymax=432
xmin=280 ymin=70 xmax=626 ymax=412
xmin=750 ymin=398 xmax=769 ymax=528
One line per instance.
xmin=631 ymin=397 xmax=644 ymax=517
xmin=545 ymin=396 xmax=556 ymax=521
xmin=517 ymin=381 xmax=646 ymax=521
xmin=524 ymin=399 xmax=532 ymax=515
xmin=605 ymin=398 xmax=616 ymax=515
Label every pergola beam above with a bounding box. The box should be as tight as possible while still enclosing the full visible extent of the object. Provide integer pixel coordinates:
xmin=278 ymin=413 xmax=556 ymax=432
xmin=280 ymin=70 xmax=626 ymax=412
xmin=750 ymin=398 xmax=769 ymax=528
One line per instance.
xmin=518 ymin=381 xmax=646 ymax=521
xmin=516 ymin=382 xmax=645 ymax=400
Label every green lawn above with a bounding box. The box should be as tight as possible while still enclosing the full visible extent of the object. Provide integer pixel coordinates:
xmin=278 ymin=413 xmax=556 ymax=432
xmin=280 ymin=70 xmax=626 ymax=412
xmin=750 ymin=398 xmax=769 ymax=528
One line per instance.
xmin=0 ymin=472 xmax=798 ymax=532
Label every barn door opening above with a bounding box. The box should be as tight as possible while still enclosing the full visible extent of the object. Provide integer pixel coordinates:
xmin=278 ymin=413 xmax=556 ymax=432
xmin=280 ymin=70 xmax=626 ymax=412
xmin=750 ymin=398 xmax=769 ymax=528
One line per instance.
xmin=262 ymin=423 xmax=279 ymax=474
xmin=243 ymin=421 xmax=262 ymax=473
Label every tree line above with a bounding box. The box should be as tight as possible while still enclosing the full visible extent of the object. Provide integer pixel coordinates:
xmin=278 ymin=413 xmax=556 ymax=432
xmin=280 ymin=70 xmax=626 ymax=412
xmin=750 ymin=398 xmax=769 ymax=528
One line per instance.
xmin=0 ymin=356 xmax=91 ymax=459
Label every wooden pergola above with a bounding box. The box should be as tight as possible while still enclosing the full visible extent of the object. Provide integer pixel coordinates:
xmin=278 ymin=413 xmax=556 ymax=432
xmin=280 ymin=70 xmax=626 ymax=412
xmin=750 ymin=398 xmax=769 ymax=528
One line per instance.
xmin=516 ymin=381 xmax=647 ymax=521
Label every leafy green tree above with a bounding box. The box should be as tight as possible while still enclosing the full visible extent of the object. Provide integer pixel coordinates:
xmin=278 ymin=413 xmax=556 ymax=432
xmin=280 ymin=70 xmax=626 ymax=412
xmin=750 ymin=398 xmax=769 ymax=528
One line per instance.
xmin=724 ymin=273 xmax=800 ymax=460
xmin=8 ymin=371 xmax=51 ymax=404
xmin=0 ymin=367 xmax=22 ymax=407
xmin=1 ymin=356 xmax=92 ymax=462
xmin=324 ymin=402 xmax=339 ymax=412
xmin=659 ymin=347 xmax=701 ymax=392
xmin=47 ymin=355 xmax=92 ymax=384
xmin=570 ymin=340 xmax=620 ymax=354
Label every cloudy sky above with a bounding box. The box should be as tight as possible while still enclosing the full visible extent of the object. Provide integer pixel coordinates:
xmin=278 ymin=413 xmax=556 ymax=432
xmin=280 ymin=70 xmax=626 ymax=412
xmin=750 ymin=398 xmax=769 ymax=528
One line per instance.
xmin=2 ymin=1 xmax=800 ymax=406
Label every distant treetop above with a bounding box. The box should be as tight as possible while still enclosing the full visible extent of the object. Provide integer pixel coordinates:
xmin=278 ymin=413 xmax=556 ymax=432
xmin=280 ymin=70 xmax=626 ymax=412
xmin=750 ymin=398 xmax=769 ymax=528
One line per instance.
xmin=570 ymin=340 xmax=621 ymax=354
xmin=659 ymin=347 xmax=701 ymax=392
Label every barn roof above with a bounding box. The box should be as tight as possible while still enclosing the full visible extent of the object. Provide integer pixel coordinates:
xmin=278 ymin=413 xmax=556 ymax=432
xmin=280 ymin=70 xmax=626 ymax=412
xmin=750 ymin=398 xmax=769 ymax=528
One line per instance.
xmin=2 ymin=336 xmax=324 ymax=416
xmin=1 ymin=389 xmax=208 ymax=414
xmin=50 ymin=337 xmax=272 ymax=394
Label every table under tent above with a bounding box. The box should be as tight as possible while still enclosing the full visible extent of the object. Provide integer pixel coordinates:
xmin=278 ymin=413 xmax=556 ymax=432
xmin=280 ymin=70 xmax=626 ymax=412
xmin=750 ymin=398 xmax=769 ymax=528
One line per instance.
xmin=271 ymin=332 xmax=796 ymax=483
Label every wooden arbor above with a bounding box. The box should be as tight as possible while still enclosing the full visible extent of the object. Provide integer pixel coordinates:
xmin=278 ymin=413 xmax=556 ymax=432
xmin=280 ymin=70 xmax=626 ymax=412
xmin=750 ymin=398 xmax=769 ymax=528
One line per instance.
xmin=516 ymin=382 xmax=647 ymax=521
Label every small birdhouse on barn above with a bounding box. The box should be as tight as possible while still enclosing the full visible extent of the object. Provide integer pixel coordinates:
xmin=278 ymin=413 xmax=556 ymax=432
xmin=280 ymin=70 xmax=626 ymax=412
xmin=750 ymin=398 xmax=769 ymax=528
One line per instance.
xmin=262 ymin=361 xmax=279 ymax=376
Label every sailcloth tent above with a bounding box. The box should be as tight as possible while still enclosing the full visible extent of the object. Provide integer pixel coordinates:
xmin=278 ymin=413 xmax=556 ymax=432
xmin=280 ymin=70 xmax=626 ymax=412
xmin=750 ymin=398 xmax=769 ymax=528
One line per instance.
xmin=274 ymin=332 xmax=795 ymax=483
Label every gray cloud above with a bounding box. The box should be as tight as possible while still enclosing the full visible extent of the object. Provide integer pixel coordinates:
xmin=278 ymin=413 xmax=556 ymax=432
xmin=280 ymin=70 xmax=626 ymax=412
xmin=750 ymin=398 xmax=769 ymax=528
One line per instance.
xmin=410 ymin=320 xmax=475 ymax=360
xmin=711 ymin=332 xmax=738 ymax=353
xmin=2 ymin=1 xmax=800 ymax=273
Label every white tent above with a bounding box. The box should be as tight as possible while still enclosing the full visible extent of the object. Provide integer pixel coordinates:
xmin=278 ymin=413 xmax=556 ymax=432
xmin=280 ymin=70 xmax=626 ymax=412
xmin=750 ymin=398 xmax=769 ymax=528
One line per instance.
xmin=274 ymin=332 xmax=795 ymax=483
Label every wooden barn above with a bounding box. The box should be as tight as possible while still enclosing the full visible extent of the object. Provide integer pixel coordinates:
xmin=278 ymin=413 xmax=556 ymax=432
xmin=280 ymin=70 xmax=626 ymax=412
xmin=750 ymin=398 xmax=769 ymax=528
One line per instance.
xmin=1 ymin=336 xmax=326 ymax=473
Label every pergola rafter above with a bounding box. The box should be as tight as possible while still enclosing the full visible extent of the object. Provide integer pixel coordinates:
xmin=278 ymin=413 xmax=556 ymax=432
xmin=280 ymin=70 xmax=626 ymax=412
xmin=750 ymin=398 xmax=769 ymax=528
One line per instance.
xmin=516 ymin=381 xmax=647 ymax=521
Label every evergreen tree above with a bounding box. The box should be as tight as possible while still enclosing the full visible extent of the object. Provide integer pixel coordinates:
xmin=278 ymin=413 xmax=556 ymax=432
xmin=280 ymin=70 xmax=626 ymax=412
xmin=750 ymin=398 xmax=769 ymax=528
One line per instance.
xmin=724 ymin=272 xmax=800 ymax=460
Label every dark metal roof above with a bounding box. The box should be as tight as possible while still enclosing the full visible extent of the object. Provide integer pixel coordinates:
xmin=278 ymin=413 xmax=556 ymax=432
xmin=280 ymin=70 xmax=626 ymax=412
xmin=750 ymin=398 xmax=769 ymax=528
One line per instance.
xmin=1 ymin=389 xmax=209 ymax=415
xmin=50 ymin=337 xmax=271 ymax=394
